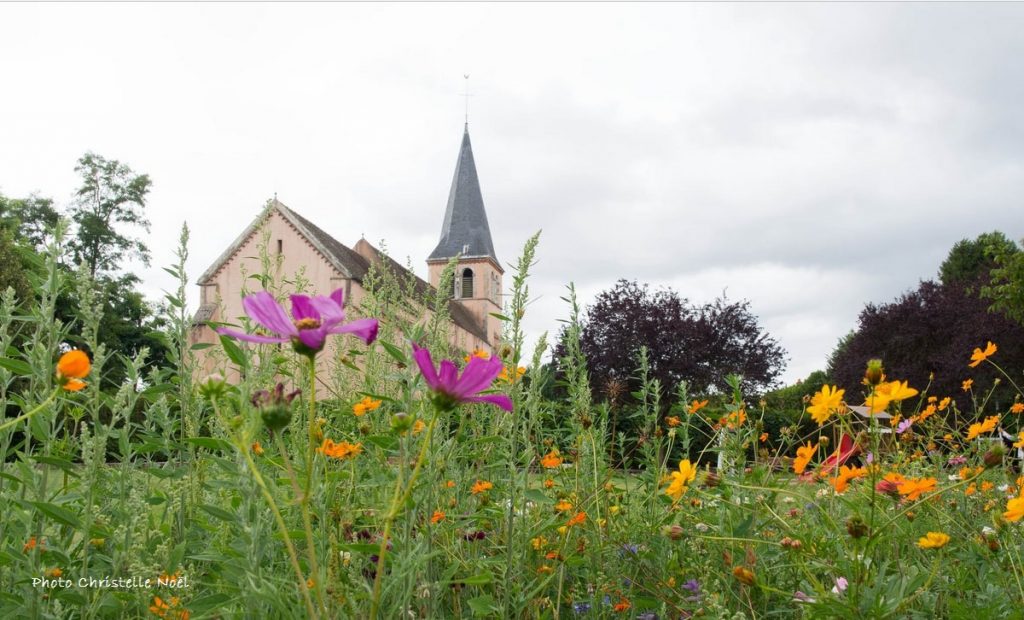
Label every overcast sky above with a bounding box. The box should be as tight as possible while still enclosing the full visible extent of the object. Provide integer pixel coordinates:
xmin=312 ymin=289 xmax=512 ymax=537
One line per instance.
xmin=2 ymin=3 xmax=1022 ymax=385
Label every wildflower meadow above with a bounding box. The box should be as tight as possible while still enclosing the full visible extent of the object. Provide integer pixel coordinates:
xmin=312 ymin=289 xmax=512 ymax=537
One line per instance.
xmin=3 ymin=226 xmax=1024 ymax=620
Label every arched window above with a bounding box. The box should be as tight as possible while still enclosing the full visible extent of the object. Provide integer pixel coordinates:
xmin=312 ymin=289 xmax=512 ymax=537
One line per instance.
xmin=461 ymin=268 xmax=474 ymax=299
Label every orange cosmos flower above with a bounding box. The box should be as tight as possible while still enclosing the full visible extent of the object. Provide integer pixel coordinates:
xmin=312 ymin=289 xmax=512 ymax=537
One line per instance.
xmin=968 ymin=341 xmax=997 ymax=368
xmin=540 ymin=450 xmax=563 ymax=469
xmin=554 ymin=499 xmax=573 ymax=512
xmin=665 ymin=416 xmax=682 ymax=428
xmin=688 ymin=399 xmax=709 ymax=415
xmin=612 ymin=598 xmax=631 ymax=612
xmin=318 ymin=439 xmax=362 ymax=460
xmin=430 ymin=510 xmax=445 ymax=524
xmin=962 ymin=379 xmax=974 ymax=392
xmin=566 ymin=512 xmax=587 ymax=527
xmin=830 ymin=465 xmax=867 ymax=494
xmin=732 ymin=566 xmax=756 ymax=585
xmin=498 ymin=365 xmax=526 ymax=384
xmin=56 ymin=349 xmax=90 ymax=391
xmin=543 ymin=478 xmax=555 ymax=489
xmin=897 ymin=477 xmax=937 ymax=502
xmin=470 ymin=480 xmax=493 ymax=495
xmin=352 ymin=396 xmax=382 ymax=416
xmin=966 ymin=415 xmax=999 ymax=440
xmin=793 ymin=442 xmax=817 ymax=475
xmin=251 ymin=441 xmax=264 ymax=455
xmin=1004 ymin=494 xmax=1024 ymax=522
xmin=463 ymin=348 xmax=490 ymax=363
xmin=1012 ymin=403 xmax=1024 ymax=414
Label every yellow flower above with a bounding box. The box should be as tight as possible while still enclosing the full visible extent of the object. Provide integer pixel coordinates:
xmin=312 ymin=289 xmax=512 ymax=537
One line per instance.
xmin=916 ymin=532 xmax=950 ymax=549
xmin=531 ymin=536 xmax=548 ymax=550
xmin=44 ymin=567 xmax=62 ymax=578
xmin=807 ymin=385 xmax=844 ymax=425
xmin=352 ymin=396 xmax=382 ymax=416
xmin=962 ymin=379 xmax=974 ymax=392
xmin=897 ymin=477 xmax=937 ymax=502
xmin=968 ymin=341 xmax=997 ymax=368
xmin=966 ymin=415 xmax=999 ymax=440
xmin=1014 ymin=432 xmax=1024 ymax=449
xmin=665 ymin=459 xmax=697 ymax=500
xmin=470 ymin=480 xmax=493 ymax=495
xmin=918 ymin=404 xmax=937 ymax=422
xmin=938 ymin=397 xmax=951 ymax=411
xmin=688 ymin=399 xmax=709 ymax=415
xmin=732 ymin=566 xmax=756 ymax=585
xmin=792 ymin=442 xmax=817 ymax=475
xmin=1012 ymin=403 xmax=1024 ymax=414
xmin=56 ymin=349 xmax=91 ymax=391
xmin=411 ymin=419 xmax=426 ymax=435
xmin=1004 ymin=495 xmax=1024 ymax=522
xmin=880 ymin=380 xmax=919 ymax=402
xmin=251 ymin=441 xmax=264 ymax=455
xmin=665 ymin=416 xmax=682 ymax=428
xmin=540 ymin=450 xmax=563 ymax=469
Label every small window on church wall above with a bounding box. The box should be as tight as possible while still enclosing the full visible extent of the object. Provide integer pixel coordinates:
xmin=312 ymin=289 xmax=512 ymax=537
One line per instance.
xmin=277 ymin=239 xmax=283 ymax=254
xmin=462 ymin=268 xmax=474 ymax=299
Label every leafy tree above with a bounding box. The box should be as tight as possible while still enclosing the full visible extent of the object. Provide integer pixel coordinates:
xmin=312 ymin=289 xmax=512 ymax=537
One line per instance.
xmin=982 ymin=236 xmax=1024 ymax=325
xmin=0 ymin=193 xmax=60 ymax=251
xmin=558 ymin=279 xmax=786 ymax=399
xmin=67 ymin=152 xmax=152 ymax=277
xmin=939 ymin=231 xmax=1018 ymax=286
xmin=0 ymin=230 xmax=31 ymax=304
xmin=829 ymin=278 xmax=1024 ymax=410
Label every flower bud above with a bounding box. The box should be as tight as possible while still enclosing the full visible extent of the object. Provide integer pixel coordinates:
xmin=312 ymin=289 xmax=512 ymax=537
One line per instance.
xmin=391 ymin=412 xmax=413 ymax=433
xmin=252 ymin=383 xmax=300 ymax=432
xmin=984 ymin=445 xmax=1005 ymax=469
xmin=662 ymin=524 xmax=685 ymax=540
xmin=846 ymin=516 xmax=868 ymax=539
xmin=198 ymin=373 xmax=227 ymax=399
xmin=864 ymin=359 xmax=884 ymax=386
xmin=732 ymin=566 xmax=755 ymax=586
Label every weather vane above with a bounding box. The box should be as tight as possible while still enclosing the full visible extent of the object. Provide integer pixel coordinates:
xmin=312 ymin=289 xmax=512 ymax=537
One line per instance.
xmin=463 ymin=74 xmax=473 ymax=124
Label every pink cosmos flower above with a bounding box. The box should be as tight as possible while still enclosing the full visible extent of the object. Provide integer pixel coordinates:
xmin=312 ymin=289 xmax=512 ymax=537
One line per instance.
xmin=217 ymin=289 xmax=378 ymax=357
xmin=412 ymin=343 xmax=513 ymax=412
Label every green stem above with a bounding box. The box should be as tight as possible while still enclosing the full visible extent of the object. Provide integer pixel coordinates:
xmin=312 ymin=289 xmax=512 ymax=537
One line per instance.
xmin=211 ymin=400 xmax=317 ymax=620
xmin=369 ymin=404 xmax=442 ymax=619
xmin=0 ymin=389 xmax=58 ymax=434
xmin=274 ymin=431 xmax=326 ymax=614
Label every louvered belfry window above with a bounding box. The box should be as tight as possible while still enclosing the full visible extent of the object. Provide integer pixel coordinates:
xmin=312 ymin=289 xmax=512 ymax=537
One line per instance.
xmin=461 ymin=268 xmax=474 ymax=299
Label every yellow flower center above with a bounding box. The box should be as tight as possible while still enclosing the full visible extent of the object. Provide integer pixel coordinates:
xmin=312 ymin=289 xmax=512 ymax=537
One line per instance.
xmin=294 ymin=318 xmax=320 ymax=330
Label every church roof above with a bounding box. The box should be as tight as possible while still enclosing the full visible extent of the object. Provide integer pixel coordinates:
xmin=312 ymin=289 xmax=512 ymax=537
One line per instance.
xmin=428 ymin=125 xmax=499 ymax=266
xmin=196 ymin=199 xmax=489 ymax=342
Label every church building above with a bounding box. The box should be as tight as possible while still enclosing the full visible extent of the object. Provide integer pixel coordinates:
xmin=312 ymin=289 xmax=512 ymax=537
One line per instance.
xmin=190 ymin=125 xmax=503 ymax=376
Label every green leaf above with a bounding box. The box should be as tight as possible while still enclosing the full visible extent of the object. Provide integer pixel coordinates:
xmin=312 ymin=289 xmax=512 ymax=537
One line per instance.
xmin=489 ymin=312 xmax=512 ymax=322
xmin=365 ymin=435 xmax=398 ymax=451
xmin=29 ymin=501 xmax=81 ymax=529
xmin=189 ymin=593 xmax=232 ymax=614
xmin=468 ymin=594 xmax=497 ymax=616
xmin=142 ymin=384 xmax=175 ymax=399
xmin=337 ymin=543 xmax=381 ymax=554
xmin=190 ymin=343 xmax=214 ymax=351
xmin=33 ymin=456 xmax=79 ymax=477
xmin=199 ymin=504 xmax=237 ymax=522
xmin=0 ymin=357 xmax=32 ymax=376
xmin=379 ymin=340 xmax=408 ymax=365
xmin=457 ymin=573 xmax=492 ymax=586
xmin=185 ymin=437 xmax=232 ymax=452
xmin=218 ymin=335 xmax=248 ymax=369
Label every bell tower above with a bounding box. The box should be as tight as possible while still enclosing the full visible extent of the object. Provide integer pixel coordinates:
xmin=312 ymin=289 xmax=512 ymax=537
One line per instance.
xmin=427 ymin=124 xmax=503 ymax=347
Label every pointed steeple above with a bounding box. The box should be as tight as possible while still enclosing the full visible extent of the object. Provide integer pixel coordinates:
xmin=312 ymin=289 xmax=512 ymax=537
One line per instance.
xmin=428 ymin=125 xmax=498 ymax=263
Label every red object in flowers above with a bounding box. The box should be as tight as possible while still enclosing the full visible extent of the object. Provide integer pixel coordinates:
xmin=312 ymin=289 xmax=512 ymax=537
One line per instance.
xmin=819 ymin=434 xmax=860 ymax=476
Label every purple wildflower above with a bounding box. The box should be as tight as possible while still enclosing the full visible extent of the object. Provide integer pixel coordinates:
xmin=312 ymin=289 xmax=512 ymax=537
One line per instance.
xmin=572 ymin=602 xmax=591 ymax=614
xmin=412 ymin=343 xmax=513 ymax=412
xmin=793 ymin=591 xmax=815 ymax=603
xmin=896 ymin=418 xmax=914 ymax=435
xmin=948 ymin=455 xmax=968 ymax=466
xmin=620 ymin=543 xmax=640 ymax=556
xmin=217 ymin=289 xmax=378 ymax=358
xmin=682 ymin=578 xmax=702 ymax=602
xmin=832 ymin=576 xmax=848 ymax=594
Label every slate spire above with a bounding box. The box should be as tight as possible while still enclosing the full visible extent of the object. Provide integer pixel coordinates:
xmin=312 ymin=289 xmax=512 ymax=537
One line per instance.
xmin=428 ymin=125 xmax=498 ymax=262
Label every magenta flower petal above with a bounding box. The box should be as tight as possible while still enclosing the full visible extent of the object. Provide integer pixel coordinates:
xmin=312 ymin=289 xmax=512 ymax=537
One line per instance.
xmin=327 ymin=318 xmax=378 ymax=344
xmin=330 ymin=288 xmax=344 ymax=308
xmin=297 ymin=327 xmax=327 ymax=351
xmin=243 ymin=292 xmax=296 ymax=336
xmin=215 ymin=327 xmax=290 ymax=344
xmin=310 ymin=295 xmax=345 ymax=327
xmin=438 ymin=360 xmax=459 ymax=392
xmin=290 ymin=294 xmax=319 ymax=321
xmin=452 ymin=356 xmax=503 ymax=398
xmin=412 ymin=344 xmax=440 ymax=389
xmin=464 ymin=393 xmax=514 ymax=412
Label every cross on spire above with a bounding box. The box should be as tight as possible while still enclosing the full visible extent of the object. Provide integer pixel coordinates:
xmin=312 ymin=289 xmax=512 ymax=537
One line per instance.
xmin=462 ymin=74 xmax=473 ymax=124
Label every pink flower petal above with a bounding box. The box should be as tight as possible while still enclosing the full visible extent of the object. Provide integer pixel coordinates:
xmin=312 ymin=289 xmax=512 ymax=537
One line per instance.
xmin=216 ymin=327 xmax=289 ymax=344
xmin=243 ymin=291 xmax=296 ymax=336
xmin=464 ymin=393 xmax=514 ymax=412
xmin=412 ymin=343 xmax=440 ymax=390
xmin=290 ymin=294 xmax=319 ymax=321
xmin=327 ymin=318 xmax=378 ymax=344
